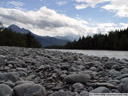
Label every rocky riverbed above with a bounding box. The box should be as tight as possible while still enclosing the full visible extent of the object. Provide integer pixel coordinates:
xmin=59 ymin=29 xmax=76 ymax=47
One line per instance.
xmin=0 ymin=46 xmax=128 ymax=96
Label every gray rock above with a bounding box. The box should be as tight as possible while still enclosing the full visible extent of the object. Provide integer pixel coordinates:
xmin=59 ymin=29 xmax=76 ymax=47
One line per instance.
xmin=17 ymin=71 xmax=27 ymax=77
xmin=108 ymin=69 xmax=121 ymax=78
xmin=120 ymin=68 xmax=128 ymax=74
xmin=72 ymin=83 xmax=84 ymax=91
xmin=0 ymin=84 xmax=13 ymax=96
xmin=104 ymin=61 xmax=116 ymax=69
xmin=80 ymin=91 xmax=89 ymax=96
xmin=15 ymin=81 xmax=34 ymax=86
xmin=90 ymin=87 xmax=111 ymax=93
xmin=0 ymin=72 xmax=19 ymax=82
xmin=5 ymin=72 xmax=19 ymax=82
xmin=119 ymin=74 xmax=128 ymax=79
xmin=111 ymin=64 xmax=121 ymax=70
xmin=49 ymin=91 xmax=70 ymax=96
xmin=16 ymin=68 xmax=27 ymax=72
xmin=65 ymin=73 xmax=90 ymax=84
xmin=90 ymin=83 xmax=116 ymax=88
xmin=0 ymin=73 xmax=5 ymax=80
xmin=111 ymin=89 xmax=120 ymax=93
xmin=61 ymin=65 xmax=70 ymax=71
xmin=4 ymin=81 xmax=15 ymax=88
xmin=90 ymin=67 xmax=96 ymax=71
xmin=118 ymin=78 xmax=128 ymax=92
xmin=36 ymin=65 xmax=45 ymax=72
xmin=13 ymin=83 xmax=46 ymax=96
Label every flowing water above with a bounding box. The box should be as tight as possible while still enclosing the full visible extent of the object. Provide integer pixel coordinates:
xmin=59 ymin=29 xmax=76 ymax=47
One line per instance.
xmin=47 ymin=49 xmax=128 ymax=59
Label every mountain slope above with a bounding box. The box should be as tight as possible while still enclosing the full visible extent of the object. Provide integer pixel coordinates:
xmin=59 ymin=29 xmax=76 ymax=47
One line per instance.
xmin=0 ymin=28 xmax=41 ymax=48
xmin=8 ymin=24 xmax=30 ymax=34
xmin=8 ymin=24 xmax=69 ymax=47
xmin=55 ymin=35 xmax=79 ymax=42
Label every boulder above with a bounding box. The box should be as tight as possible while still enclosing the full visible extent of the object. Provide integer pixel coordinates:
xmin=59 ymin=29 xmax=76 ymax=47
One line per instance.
xmin=64 ymin=73 xmax=90 ymax=84
xmin=104 ymin=61 xmax=116 ymax=69
xmin=90 ymin=87 xmax=111 ymax=93
xmin=13 ymin=83 xmax=46 ymax=96
xmin=72 ymin=83 xmax=84 ymax=91
xmin=118 ymin=78 xmax=128 ymax=92
xmin=0 ymin=72 xmax=19 ymax=82
xmin=0 ymin=84 xmax=13 ymax=96
xmin=108 ymin=69 xmax=121 ymax=78
xmin=5 ymin=72 xmax=19 ymax=82
xmin=80 ymin=91 xmax=89 ymax=96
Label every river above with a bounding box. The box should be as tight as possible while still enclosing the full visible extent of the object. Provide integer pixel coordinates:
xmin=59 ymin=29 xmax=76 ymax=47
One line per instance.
xmin=47 ymin=49 xmax=128 ymax=59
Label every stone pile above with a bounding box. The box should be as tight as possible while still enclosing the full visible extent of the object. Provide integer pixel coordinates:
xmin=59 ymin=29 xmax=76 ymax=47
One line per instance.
xmin=0 ymin=46 xmax=128 ymax=96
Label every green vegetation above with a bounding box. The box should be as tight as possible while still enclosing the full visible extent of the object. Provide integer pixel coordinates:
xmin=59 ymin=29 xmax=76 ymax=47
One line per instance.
xmin=63 ymin=28 xmax=128 ymax=50
xmin=0 ymin=28 xmax=41 ymax=48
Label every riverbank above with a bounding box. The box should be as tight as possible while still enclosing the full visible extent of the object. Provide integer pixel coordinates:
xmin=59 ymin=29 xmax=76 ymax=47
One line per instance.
xmin=0 ymin=46 xmax=128 ymax=96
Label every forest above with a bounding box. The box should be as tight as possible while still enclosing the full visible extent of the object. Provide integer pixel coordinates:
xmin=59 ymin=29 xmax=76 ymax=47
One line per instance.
xmin=63 ymin=28 xmax=128 ymax=50
xmin=0 ymin=26 xmax=41 ymax=48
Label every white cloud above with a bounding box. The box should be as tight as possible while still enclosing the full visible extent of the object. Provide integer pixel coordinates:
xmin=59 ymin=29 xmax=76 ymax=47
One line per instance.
xmin=75 ymin=0 xmax=128 ymax=18
xmin=75 ymin=4 xmax=88 ymax=10
xmin=56 ymin=1 xmax=67 ymax=6
xmin=102 ymin=0 xmax=128 ymax=17
xmin=97 ymin=22 xmax=116 ymax=27
xmin=75 ymin=0 xmax=109 ymax=9
xmin=0 ymin=7 xmax=89 ymax=37
xmin=0 ymin=6 xmax=127 ymax=38
xmin=7 ymin=1 xmax=24 ymax=7
xmin=120 ymin=23 xmax=128 ymax=28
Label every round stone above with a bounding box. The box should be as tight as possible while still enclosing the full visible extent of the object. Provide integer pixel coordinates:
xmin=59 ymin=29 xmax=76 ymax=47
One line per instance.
xmin=13 ymin=83 xmax=46 ymax=96
xmin=90 ymin=87 xmax=111 ymax=93
xmin=0 ymin=84 xmax=13 ymax=96
xmin=64 ymin=73 xmax=90 ymax=84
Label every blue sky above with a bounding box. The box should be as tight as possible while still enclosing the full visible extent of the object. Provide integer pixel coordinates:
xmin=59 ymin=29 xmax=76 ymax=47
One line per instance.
xmin=0 ymin=0 xmax=128 ymax=37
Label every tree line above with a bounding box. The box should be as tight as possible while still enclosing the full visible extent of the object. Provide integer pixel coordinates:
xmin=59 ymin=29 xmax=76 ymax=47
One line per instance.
xmin=62 ymin=28 xmax=128 ymax=50
xmin=0 ymin=27 xmax=41 ymax=48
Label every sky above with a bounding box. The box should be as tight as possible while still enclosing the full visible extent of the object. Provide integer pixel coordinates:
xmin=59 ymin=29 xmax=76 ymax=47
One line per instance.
xmin=0 ymin=0 xmax=128 ymax=38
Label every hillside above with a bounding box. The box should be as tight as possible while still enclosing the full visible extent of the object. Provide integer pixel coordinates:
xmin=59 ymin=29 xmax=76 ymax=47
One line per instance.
xmin=8 ymin=24 xmax=69 ymax=47
xmin=0 ymin=28 xmax=41 ymax=48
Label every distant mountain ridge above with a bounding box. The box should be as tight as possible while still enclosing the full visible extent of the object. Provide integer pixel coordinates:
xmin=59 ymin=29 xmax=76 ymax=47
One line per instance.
xmin=55 ymin=35 xmax=79 ymax=42
xmin=8 ymin=24 xmax=69 ymax=47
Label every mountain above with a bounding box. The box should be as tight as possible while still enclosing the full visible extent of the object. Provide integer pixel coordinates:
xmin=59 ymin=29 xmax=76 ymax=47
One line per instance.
xmin=8 ymin=24 xmax=69 ymax=47
xmin=55 ymin=35 xmax=79 ymax=42
xmin=34 ymin=36 xmax=68 ymax=47
xmin=8 ymin=24 xmax=30 ymax=34
xmin=0 ymin=28 xmax=41 ymax=48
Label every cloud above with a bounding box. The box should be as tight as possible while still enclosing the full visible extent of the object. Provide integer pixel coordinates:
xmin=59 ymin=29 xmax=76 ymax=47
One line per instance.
xmin=7 ymin=1 xmax=24 ymax=7
xmin=75 ymin=0 xmax=128 ymax=18
xmin=0 ymin=6 xmax=89 ymax=37
xmin=56 ymin=1 xmax=67 ymax=6
xmin=97 ymin=22 xmax=116 ymax=27
xmin=75 ymin=4 xmax=88 ymax=10
xmin=120 ymin=23 xmax=128 ymax=28
xmin=75 ymin=0 xmax=109 ymax=9
xmin=0 ymin=6 xmax=127 ymax=38
xmin=102 ymin=0 xmax=128 ymax=17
